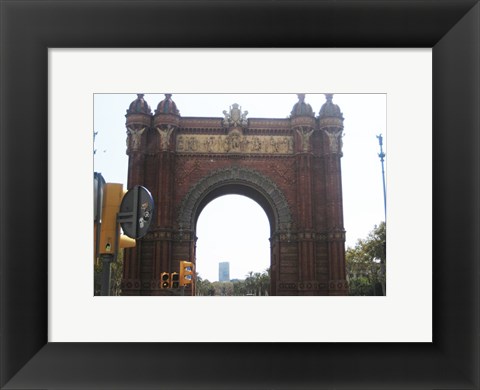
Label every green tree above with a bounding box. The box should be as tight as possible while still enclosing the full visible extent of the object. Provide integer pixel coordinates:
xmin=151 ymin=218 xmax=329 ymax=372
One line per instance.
xmin=195 ymin=268 xmax=270 ymax=296
xmin=195 ymin=274 xmax=214 ymax=296
xmin=232 ymin=280 xmax=247 ymax=296
xmin=253 ymin=272 xmax=262 ymax=295
xmin=346 ymin=222 xmax=386 ymax=296
xmin=244 ymin=269 xmax=270 ymax=296
xmin=94 ymin=249 xmax=124 ymax=296
xmin=110 ymin=249 xmax=124 ymax=296
xmin=259 ymin=268 xmax=270 ymax=296
xmin=244 ymin=271 xmax=256 ymax=295
xmin=212 ymin=281 xmax=234 ymax=296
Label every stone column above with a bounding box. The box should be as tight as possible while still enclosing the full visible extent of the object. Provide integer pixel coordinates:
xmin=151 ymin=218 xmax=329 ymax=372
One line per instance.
xmin=318 ymin=94 xmax=348 ymax=296
xmin=122 ymin=94 xmax=152 ymax=295
xmin=149 ymin=115 xmax=180 ymax=295
xmin=292 ymin=116 xmax=317 ymax=294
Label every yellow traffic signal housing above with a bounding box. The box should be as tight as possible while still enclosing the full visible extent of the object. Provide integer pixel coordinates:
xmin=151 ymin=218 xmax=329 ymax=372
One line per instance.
xmin=179 ymin=261 xmax=194 ymax=286
xmin=171 ymin=272 xmax=180 ymax=289
xmin=160 ymin=272 xmax=170 ymax=289
xmin=98 ymin=183 xmax=136 ymax=255
xmin=119 ymin=234 xmax=136 ymax=249
xmin=98 ymin=183 xmax=123 ymax=255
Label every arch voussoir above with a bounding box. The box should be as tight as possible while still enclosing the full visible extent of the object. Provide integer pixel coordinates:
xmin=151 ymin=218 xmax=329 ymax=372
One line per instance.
xmin=177 ymin=167 xmax=292 ymax=232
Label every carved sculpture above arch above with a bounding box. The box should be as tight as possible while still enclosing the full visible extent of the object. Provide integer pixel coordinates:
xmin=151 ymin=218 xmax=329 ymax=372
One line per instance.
xmin=177 ymin=167 xmax=293 ymax=234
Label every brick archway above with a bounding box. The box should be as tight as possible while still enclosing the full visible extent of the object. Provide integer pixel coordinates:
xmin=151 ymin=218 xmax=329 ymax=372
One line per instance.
xmin=121 ymin=94 xmax=348 ymax=296
xmin=177 ymin=167 xmax=292 ymax=294
xmin=178 ymin=167 xmax=292 ymax=234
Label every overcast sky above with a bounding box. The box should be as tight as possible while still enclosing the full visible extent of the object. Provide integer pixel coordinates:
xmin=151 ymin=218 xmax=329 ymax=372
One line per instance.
xmin=94 ymin=93 xmax=386 ymax=281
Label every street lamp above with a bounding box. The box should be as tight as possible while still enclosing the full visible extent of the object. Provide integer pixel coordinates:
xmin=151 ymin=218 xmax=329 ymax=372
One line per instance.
xmin=377 ymin=134 xmax=386 ymax=222
xmin=376 ymin=134 xmax=387 ymax=296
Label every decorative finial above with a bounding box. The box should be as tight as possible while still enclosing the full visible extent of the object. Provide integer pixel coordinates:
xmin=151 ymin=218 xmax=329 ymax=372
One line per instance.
xmin=155 ymin=94 xmax=180 ymax=115
xmin=126 ymin=93 xmax=152 ymax=115
xmin=319 ymin=93 xmax=343 ymax=120
xmin=290 ymin=93 xmax=314 ymax=118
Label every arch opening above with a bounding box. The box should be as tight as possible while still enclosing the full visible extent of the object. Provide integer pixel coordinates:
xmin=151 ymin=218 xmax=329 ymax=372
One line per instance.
xmin=176 ymin=167 xmax=294 ymax=296
xmin=195 ymin=194 xmax=271 ymax=285
xmin=194 ymin=183 xmax=276 ymax=236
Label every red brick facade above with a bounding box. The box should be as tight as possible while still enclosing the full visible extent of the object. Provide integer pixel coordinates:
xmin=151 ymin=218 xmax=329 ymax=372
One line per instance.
xmin=121 ymin=94 xmax=348 ymax=296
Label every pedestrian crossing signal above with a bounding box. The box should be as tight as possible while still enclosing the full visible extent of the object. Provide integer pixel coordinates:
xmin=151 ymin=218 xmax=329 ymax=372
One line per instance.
xmin=179 ymin=261 xmax=194 ymax=286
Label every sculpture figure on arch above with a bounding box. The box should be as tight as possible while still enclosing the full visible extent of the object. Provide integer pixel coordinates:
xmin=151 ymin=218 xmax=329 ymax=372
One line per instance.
xmin=127 ymin=127 xmax=146 ymax=150
xmin=296 ymin=127 xmax=315 ymax=152
xmin=157 ymin=125 xmax=175 ymax=151
xmin=324 ymin=128 xmax=344 ymax=154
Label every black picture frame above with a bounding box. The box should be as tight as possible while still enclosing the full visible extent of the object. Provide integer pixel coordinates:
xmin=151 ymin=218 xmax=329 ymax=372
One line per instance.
xmin=1 ymin=1 xmax=479 ymax=389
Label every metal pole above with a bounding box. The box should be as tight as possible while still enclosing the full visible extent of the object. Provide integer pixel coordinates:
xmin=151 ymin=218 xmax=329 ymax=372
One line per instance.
xmin=100 ymin=254 xmax=114 ymax=296
xmin=377 ymin=134 xmax=387 ymax=222
xmin=376 ymin=134 xmax=387 ymax=296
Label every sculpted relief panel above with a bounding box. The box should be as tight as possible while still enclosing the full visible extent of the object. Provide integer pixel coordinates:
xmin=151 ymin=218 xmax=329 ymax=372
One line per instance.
xmin=176 ymin=133 xmax=294 ymax=155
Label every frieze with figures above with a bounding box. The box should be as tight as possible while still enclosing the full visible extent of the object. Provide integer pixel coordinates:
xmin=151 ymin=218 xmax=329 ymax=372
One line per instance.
xmin=176 ymin=134 xmax=294 ymax=154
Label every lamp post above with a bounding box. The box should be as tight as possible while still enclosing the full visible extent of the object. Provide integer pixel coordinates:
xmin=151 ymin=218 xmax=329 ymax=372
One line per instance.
xmin=377 ymin=134 xmax=386 ymax=222
xmin=376 ymin=134 xmax=387 ymax=296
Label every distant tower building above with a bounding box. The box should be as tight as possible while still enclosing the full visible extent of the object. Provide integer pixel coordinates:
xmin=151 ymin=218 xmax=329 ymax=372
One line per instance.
xmin=219 ymin=262 xmax=230 ymax=282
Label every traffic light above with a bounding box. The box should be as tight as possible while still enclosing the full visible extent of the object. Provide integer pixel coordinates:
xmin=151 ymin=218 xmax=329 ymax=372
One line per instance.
xmin=98 ymin=183 xmax=135 ymax=256
xmin=160 ymin=272 xmax=170 ymax=288
xmin=179 ymin=261 xmax=194 ymax=286
xmin=171 ymin=272 xmax=179 ymax=288
xmin=94 ymin=173 xmax=106 ymax=262
xmin=119 ymin=231 xmax=136 ymax=249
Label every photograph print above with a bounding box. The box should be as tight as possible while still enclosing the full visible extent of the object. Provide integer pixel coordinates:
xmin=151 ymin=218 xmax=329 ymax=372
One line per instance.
xmin=94 ymin=93 xmax=386 ymax=297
